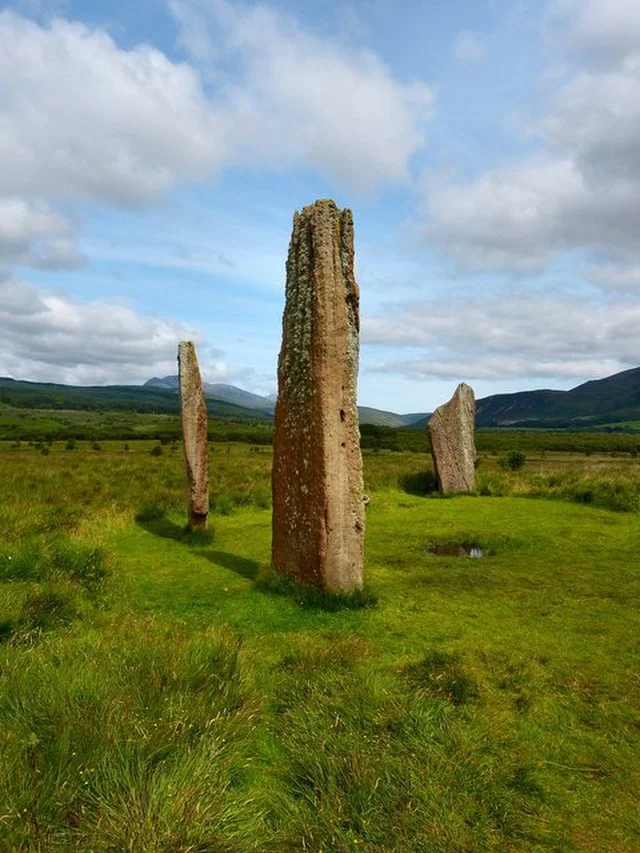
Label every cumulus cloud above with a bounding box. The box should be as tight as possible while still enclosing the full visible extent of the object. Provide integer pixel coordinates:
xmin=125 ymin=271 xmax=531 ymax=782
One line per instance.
xmin=453 ymin=29 xmax=487 ymax=63
xmin=425 ymin=0 xmax=640 ymax=279
xmin=0 ymin=11 xmax=227 ymax=208
xmin=1 ymin=5 xmax=432 ymax=206
xmin=0 ymin=278 xmax=228 ymax=385
xmin=0 ymin=5 xmax=433 ymax=279
xmin=169 ymin=0 xmax=434 ymax=191
xmin=424 ymin=158 xmax=584 ymax=271
xmin=550 ymin=0 xmax=640 ymax=65
xmin=0 ymin=8 xmax=230 ymax=274
xmin=363 ymin=290 xmax=640 ymax=381
xmin=0 ymin=198 xmax=84 ymax=269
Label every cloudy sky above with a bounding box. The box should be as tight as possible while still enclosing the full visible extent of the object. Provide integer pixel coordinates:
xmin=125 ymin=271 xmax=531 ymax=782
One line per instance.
xmin=1 ymin=0 xmax=639 ymax=411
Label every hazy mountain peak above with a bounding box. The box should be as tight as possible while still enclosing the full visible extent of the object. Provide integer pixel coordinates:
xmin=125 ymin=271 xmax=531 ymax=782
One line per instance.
xmin=145 ymin=376 xmax=179 ymax=389
xmin=145 ymin=375 xmax=275 ymax=412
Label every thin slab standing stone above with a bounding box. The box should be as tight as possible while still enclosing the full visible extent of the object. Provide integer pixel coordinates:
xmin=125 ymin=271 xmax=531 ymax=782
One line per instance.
xmin=271 ymin=199 xmax=365 ymax=592
xmin=428 ymin=383 xmax=476 ymax=493
xmin=178 ymin=341 xmax=209 ymax=530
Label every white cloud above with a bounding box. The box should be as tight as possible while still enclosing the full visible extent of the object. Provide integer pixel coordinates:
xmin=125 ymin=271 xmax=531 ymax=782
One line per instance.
xmin=0 ymin=9 xmax=230 ymax=274
xmin=0 ymin=11 xmax=228 ymax=209
xmin=169 ymin=0 xmax=435 ymax=191
xmin=369 ymin=355 xmax=625 ymax=383
xmin=425 ymin=1 xmax=640 ymax=279
xmin=453 ymin=29 xmax=487 ymax=63
xmin=550 ymin=0 xmax=640 ymax=65
xmin=0 ymin=278 xmax=227 ymax=385
xmin=363 ymin=290 xmax=640 ymax=381
xmin=586 ymin=260 xmax=640 ymax=292
xmin=0 ymin=5 xmax=433 ymax=279
xmin=542 ymin=58 xmax=640 ymax=187
xmin=0 ymin=5 xmax=432 ymax=206
xmin=0 ymin=198 xmax=84 ymax=269
xmin=425 ymin=158 xmax=586 ymax=271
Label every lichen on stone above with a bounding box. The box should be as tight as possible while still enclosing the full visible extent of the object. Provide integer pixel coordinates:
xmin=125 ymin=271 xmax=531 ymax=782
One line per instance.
xmin=272 ymin=199 xmax=365 ymax=592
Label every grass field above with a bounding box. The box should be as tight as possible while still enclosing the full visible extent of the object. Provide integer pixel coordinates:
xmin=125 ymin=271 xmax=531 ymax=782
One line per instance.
xmin=0 ymin=441 xmax=639 ymax=851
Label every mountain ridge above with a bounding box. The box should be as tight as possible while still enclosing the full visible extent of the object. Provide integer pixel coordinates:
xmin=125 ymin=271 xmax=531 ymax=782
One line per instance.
xmin=146 ymin=376 xmax=275 ymax=411
xmin=1 ymin=365 xmax=639 ymax=430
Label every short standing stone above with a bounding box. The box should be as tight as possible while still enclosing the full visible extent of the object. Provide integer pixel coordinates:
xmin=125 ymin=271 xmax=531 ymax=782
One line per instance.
xmin=271 ymin=199 xmax=365 ymax=592
xmin=178 ymin=341 xmax=209 ymax=530
xmin=428 ymin=383 xmax=476 ymax=493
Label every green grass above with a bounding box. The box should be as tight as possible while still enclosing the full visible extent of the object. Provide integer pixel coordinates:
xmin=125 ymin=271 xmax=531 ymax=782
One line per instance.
xmin=0 ymin=443 xmax=639 ymax=850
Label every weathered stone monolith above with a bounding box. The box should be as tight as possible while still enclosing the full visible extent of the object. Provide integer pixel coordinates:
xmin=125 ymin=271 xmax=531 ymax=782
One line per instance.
xmin=428 ymin=383 xmax=476 ymax=493
xmin=271 ymin=199 xmax=365 ymax=592
xmin=178 ymin=341 xmax=209 ymax=530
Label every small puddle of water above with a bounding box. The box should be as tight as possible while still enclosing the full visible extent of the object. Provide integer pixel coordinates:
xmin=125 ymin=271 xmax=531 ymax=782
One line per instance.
xmin=429 ymin=544 xmax=486 ymax=558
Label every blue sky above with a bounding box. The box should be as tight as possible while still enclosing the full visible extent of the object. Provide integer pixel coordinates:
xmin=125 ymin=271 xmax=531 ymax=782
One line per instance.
xmin=2 ymin=0 xmax=640 ymax=411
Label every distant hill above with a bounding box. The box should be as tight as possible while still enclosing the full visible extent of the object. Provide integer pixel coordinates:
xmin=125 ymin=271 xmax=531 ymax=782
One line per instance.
xmin=2 ymin=365 xmax=639 ymax=430
xmin=357 ymin=407 xmax=428 ymax=428
xmin=0 ymin=378 xmax=271 ymax=422
xmin=146 ymin=376 xmax=426 ymax=426
xmin=1 ymin=374 xmax=429 ymax=427
xmin=475 ymin=367 xmax=640 ymax=428
xmin=146 ymin=376 xmax=275 ymax=412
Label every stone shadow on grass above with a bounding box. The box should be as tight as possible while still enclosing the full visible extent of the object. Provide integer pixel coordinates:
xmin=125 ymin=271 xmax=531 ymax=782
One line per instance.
xmin=137 ymin=517 xmax=213 ymax=547
xmin=137 ymin=517 xmax=185 ymax=542
xmin=399 ymin=470 xmax=438 ymax=496
xmin=138 ymin=519 xmax=260 ymax=581
xmin=201 ymin=551 xmax=261 ymax=581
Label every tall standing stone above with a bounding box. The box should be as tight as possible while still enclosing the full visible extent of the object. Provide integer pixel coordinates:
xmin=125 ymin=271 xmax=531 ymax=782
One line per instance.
xmin=428 ymin=383 xmax=476 ymax=493
xmin=178 ymin=341 xmax=209 ymax=530
xmin=272 ymin=199 xmax=365 ymax=592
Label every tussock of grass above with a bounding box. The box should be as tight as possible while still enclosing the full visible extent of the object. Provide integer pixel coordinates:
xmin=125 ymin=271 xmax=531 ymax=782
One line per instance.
xmin=266 ymin=646 xmax=543 ymax=851
xmin=19 ymin=584 xmax=79 ymax=631
xmin=134 ymin=500 xmax=166 ymax=523
xmin=0 ymin=619 xmax=261 ymax=851
xmin=35 ymin=505 xmax=81 ymax=534
xmin=403 ymin=649 xmax=479 ymax=705
xmin=477 ymin=468 xmax=640 ymax=512
xmin=0 ymin=538 xmax=109 ymax=588
xmin=0 ymin=536 xmax=112 ymax=647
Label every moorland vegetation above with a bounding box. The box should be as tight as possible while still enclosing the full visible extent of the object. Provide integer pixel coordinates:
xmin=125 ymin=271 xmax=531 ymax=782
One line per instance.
xmin=0 ymin=437 xmax=639 ymax=850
